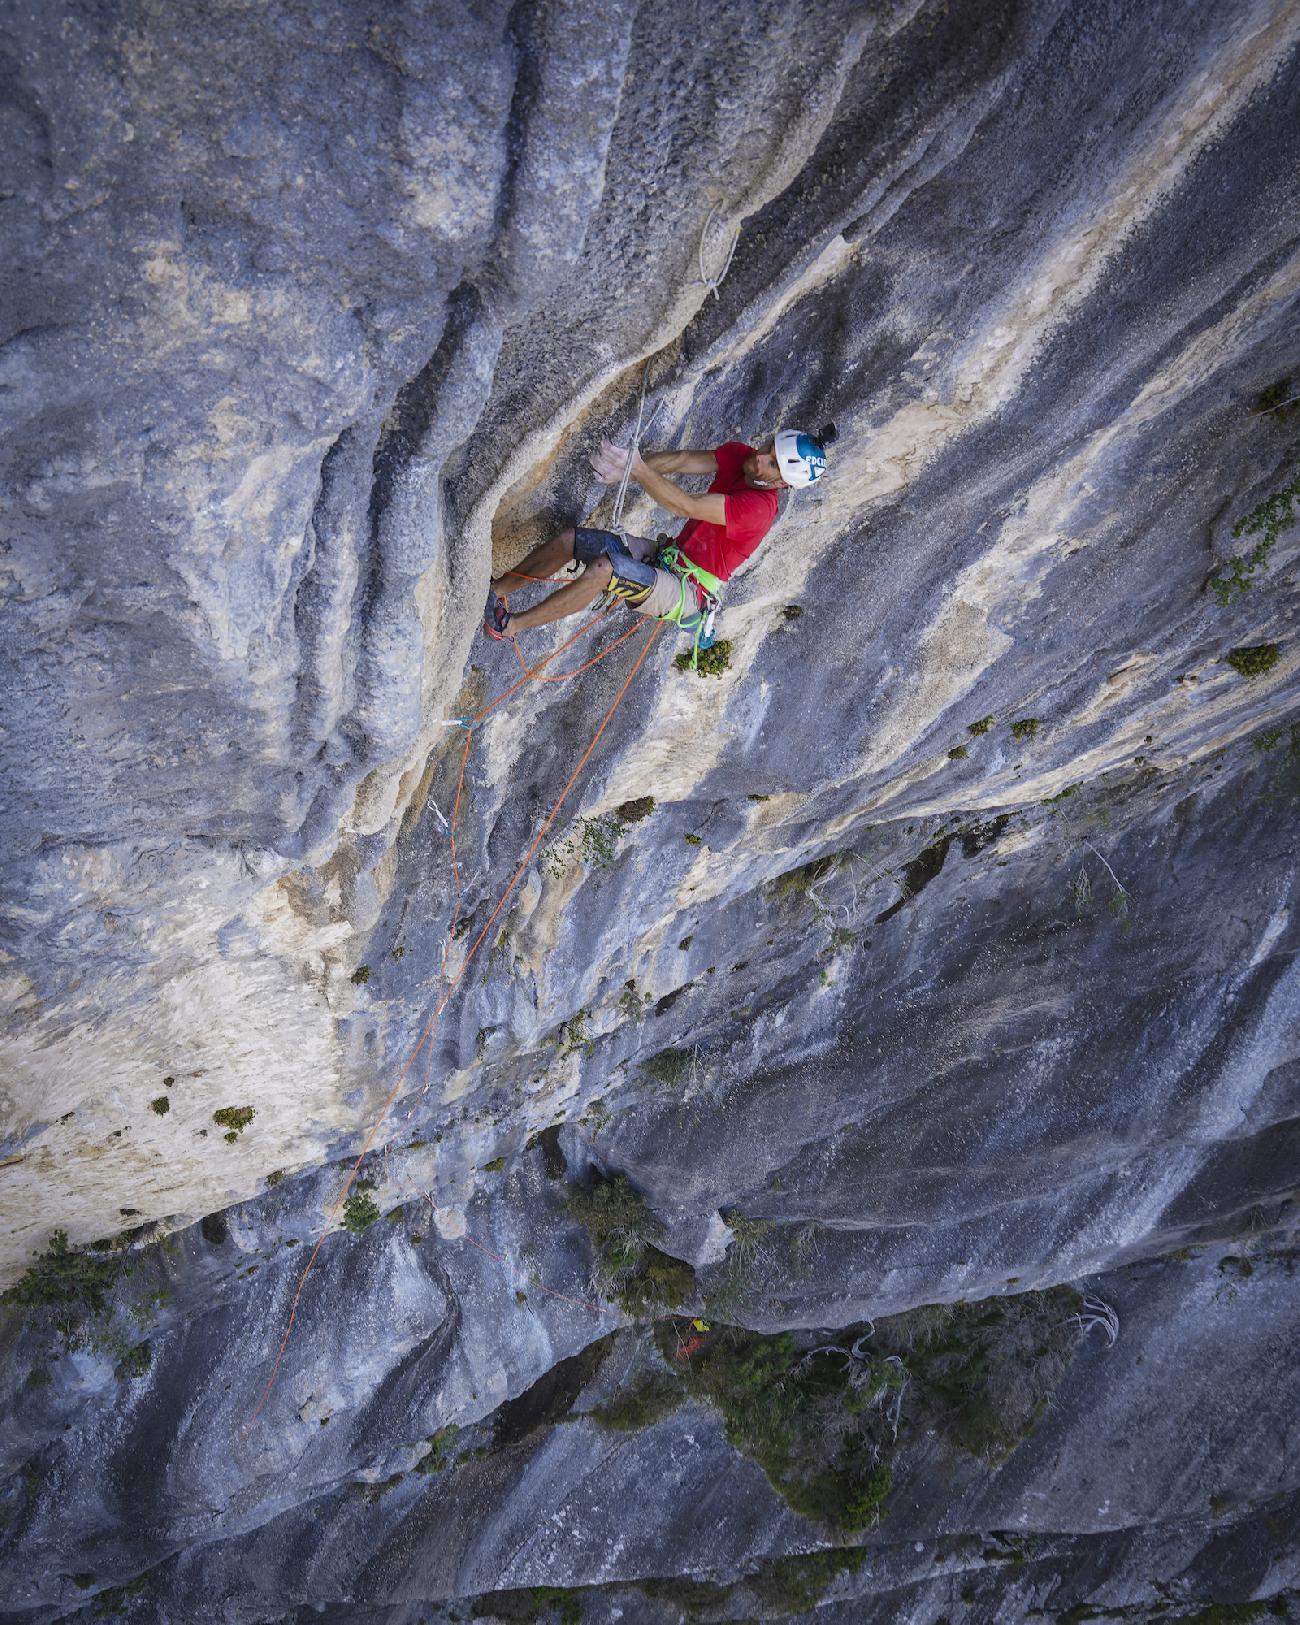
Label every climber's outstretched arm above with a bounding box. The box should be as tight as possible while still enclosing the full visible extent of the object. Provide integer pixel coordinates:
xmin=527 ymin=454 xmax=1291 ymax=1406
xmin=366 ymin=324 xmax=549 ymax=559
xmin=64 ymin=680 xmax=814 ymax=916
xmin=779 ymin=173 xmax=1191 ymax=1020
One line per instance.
xmin=641 ymin=449 xmax=718 ymax=477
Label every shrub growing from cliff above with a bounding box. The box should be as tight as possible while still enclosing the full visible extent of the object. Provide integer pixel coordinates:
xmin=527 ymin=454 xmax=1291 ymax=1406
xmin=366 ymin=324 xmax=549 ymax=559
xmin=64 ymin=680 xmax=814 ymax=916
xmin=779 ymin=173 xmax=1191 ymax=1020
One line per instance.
xmin=565 ymin=1172 xmax=696 ymax=1318
xmin=674 ymin=639 xmax=732 ymax=677
xmin=589 ymin=1368 xmax=683 ymax=1432
xmin=342 ymin=1182 xmax=381 ymax=1234
xmin=2 ymin=1231 xmax=126 ymax=1339
xmin=665 ymin=1326 xmax=901 ymax=1534
xmin=1212 ymin=467 xmax=1299 ymax=606
xmin=542 ymin=814 xmax=631 ymax=880
xmin=871 ymin=1287 xmax=1081 ymax=1464
xmin=114 ymin=1341 xmax=152 ymax=1381
xmin=469 ymin=1589 xmax=582 ymax=1624
xmin=659 ymin=1286 xmax=1082 ymax=1533
xmin=749 ymin=1548 xmax=867 ymax=1613
xmin=414 ymin=1424 xmax=459 ymax=1475
xmin=614 ymin=796 xmax=655 ymax=823
xmin=641 ymin=1046 xmax=697 ymax=1086
xmin=1226 ymin=643 xmax=1281 ymax=678
xmin=2 ymin=1230 xmax=167 ymax=1355
xmin=771 ymin=852 xmax=842 ymax=901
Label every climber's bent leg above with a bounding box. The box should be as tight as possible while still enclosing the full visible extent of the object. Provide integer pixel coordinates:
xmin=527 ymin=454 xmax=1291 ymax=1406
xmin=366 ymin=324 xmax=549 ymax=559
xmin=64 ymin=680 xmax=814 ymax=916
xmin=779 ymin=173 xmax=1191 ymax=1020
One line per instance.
xmin=571 ymin=528 xmax=668 ymax=614
xmin=508 ymin=557 xmax=613 ymax=632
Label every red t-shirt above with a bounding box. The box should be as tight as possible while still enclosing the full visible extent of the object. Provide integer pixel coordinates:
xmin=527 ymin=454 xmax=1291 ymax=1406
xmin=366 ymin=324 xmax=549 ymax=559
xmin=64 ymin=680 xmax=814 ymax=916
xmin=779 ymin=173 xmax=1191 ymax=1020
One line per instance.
xmin=675 ymin=441 xmax=779 ymax=582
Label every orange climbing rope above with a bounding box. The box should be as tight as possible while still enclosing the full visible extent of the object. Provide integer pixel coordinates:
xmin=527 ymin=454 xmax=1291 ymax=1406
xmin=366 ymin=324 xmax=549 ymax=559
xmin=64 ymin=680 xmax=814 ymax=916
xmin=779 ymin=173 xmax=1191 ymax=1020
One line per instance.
xmin=242 ymin=608 xmax=663 ymax=1434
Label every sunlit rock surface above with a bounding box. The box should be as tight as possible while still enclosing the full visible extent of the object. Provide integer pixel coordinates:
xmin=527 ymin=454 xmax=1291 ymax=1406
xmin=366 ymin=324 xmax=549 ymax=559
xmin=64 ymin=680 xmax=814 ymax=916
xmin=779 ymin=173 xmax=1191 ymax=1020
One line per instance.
xmin=2 ymin=0 xmax=1299 ymax=1620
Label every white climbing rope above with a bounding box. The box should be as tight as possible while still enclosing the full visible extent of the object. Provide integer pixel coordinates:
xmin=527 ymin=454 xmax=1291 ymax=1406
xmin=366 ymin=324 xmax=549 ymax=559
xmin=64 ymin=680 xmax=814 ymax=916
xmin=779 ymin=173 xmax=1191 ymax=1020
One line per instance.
xmin=608 ymin=360 xmax=664 ymax=537
xmin=698 ymin=203 xmax=741 ymax=301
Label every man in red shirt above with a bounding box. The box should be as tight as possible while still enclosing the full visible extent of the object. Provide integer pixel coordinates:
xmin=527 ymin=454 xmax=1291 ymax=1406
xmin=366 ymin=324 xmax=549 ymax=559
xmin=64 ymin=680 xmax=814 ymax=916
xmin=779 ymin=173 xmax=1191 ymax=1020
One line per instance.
xmin=484 ymin=429 xmax=830 ymax=641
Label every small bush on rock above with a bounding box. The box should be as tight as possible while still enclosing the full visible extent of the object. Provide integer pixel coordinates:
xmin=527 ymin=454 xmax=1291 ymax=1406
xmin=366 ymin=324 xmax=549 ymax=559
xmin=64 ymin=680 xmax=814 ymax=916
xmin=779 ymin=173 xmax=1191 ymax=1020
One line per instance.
xmin=212 ymin=1106 xmax=255 ymax=1143
xmin=749 ymin=1549 xmax=867 ymax=1613
xmin=589 ymin=1369 xmax=684 ymax=1432
xmin=565 ymin=1172 xmax=696 ymax=1318
xmin=674 ymin=639 xmax=732 ymax=677
xmin=114 ymin=1341 xmax=152 ymax=1381
xmin=664 ymin=1325 xmax=899 ymax=1534
xmin=772 ymin=852 xmax=841 ymax=901
xmin=2 ymin=1231 xmax=126 ymax=1341
xmin=614 ymin=796 xmax=655 ymax=823
xmin=1212 ymin=466 xmax=1300 ymax=605
xmin=342 ymin=1183 xmax=381 ymax=1235
xmin=414 ymin=1424 xmax=459 ymax=1475
xmin=641 ymin=1046 xmax=696 ymax=1086
xmin=1226 ymin=643 xmax=1281 ymax=678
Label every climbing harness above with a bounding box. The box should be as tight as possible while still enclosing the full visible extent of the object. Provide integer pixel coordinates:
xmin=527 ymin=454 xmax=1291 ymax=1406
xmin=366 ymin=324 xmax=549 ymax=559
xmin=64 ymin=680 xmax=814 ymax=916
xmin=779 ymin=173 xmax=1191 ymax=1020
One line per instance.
xmin=654 ymin=542 xmax=722 ymax=669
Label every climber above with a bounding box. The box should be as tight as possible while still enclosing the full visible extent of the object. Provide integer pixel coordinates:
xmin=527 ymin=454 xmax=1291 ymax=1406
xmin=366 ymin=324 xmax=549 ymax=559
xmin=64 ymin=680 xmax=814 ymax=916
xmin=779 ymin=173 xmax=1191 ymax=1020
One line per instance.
xmin=483 ymin=427 xmax=833 ymax=644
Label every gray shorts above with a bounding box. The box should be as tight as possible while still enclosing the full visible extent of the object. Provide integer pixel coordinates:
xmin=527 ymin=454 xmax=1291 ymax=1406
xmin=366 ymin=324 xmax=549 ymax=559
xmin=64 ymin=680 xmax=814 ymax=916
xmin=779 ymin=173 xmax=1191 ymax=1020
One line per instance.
xmin=572 ymin=527 xmax=686 ymax=620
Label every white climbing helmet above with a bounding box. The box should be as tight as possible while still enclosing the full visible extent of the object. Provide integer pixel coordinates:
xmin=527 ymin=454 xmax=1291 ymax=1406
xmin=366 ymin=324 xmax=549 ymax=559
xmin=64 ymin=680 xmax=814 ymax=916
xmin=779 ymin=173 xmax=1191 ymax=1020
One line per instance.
xmin=774 ymin=427 xmax=830 ymax=488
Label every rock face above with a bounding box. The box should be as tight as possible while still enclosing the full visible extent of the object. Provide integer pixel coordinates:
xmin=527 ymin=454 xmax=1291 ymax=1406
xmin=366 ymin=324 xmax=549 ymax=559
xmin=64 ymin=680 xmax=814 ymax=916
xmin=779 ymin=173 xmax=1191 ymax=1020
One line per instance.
xmin=2 ymin=1 xmax=1300 ymax=1621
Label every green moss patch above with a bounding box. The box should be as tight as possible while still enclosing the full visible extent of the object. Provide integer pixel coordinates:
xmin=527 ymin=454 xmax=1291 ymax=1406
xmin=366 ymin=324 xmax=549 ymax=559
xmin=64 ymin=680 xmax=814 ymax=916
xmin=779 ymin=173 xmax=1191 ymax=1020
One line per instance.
xmin=212 ymin=1105 xmax=255 ymax=1143
xmin=149 ymin=1096 xmax=170 ymax=1116
xmin=1226 ymin=643 xmax=1281 ymax=678
xmin=674 ymin=639 xmax=732 ymax=677
xmin=1010 ymin=717 xmax=1041 ymax=740
xmin=967 ymin=715 xmax=995 ymax=735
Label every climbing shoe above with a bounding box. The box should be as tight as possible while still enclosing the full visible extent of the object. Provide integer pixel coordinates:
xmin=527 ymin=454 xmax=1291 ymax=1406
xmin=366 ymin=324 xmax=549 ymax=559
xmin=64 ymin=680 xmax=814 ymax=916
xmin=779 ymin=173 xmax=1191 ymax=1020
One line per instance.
xmin=484 ymin=591 xmax=513 ymax=641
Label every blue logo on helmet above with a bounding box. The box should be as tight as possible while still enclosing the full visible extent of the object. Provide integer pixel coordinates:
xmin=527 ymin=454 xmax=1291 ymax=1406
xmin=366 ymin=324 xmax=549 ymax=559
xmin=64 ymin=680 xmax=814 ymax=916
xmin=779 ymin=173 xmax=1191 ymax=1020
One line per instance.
xmin=795 ymin=433 xmax=827 ymax=479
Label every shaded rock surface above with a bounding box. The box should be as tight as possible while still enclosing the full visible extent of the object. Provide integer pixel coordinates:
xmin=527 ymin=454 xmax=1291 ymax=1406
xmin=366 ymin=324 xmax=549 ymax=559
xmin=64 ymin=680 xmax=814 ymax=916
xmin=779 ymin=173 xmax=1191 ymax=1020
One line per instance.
xmin=3 ymin=0 xmax=1300 ymax=1620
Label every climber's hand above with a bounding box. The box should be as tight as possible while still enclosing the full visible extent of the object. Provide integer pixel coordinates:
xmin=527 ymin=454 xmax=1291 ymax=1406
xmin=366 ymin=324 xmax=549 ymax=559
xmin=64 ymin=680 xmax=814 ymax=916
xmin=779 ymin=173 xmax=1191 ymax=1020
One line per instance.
xmin=590 ymin=439 xmax=633 ymax=484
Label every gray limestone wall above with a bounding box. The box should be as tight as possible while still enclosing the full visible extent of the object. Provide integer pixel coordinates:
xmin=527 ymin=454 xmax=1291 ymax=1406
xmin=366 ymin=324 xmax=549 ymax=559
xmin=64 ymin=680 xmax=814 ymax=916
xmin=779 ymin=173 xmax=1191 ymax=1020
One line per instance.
xmin=2 ymin=1 xmax=1299 ymax=1620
